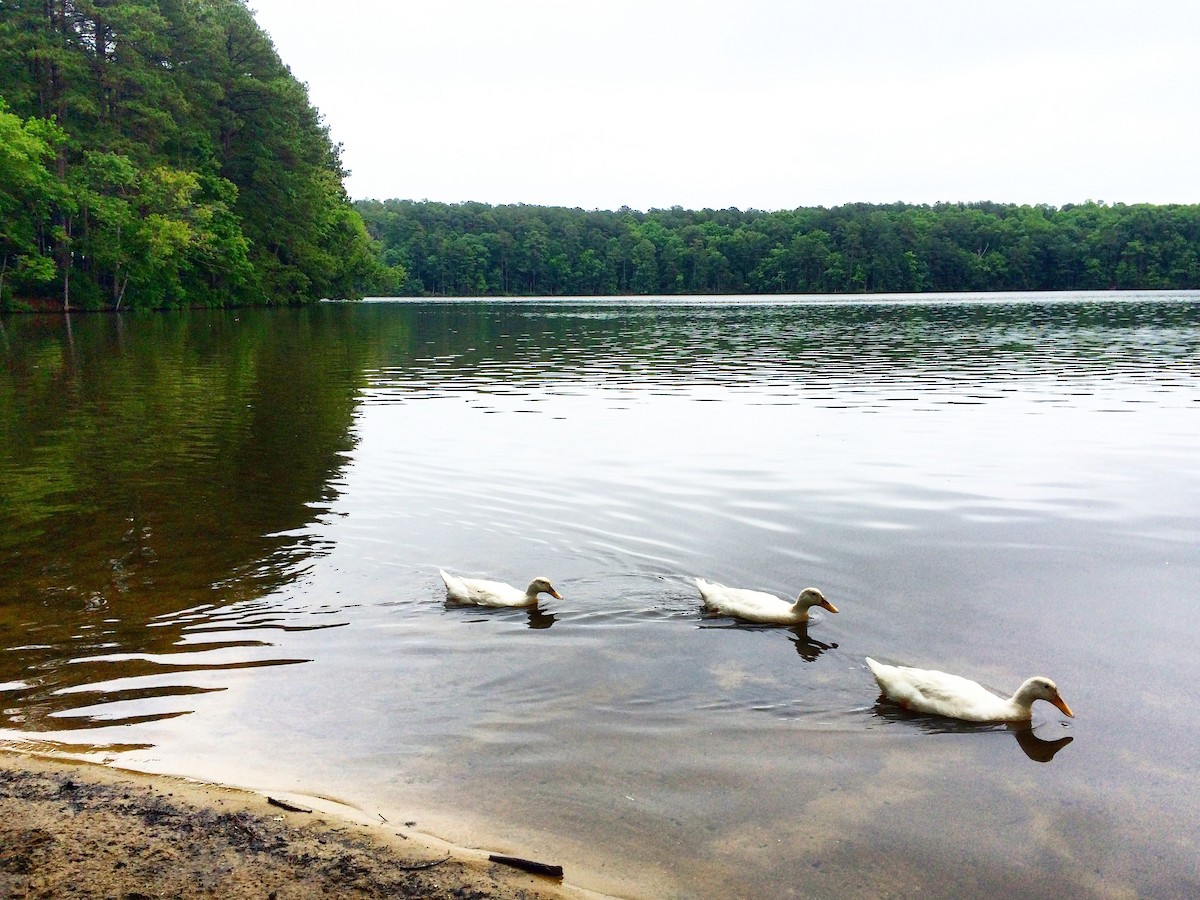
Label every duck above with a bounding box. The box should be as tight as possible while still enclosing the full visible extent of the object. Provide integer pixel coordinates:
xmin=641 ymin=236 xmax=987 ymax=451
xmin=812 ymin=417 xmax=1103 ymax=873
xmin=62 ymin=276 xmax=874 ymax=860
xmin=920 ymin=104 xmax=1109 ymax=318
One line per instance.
xmin=865 ymin=657 xmax=1074 ymax=722
xmin=439 ymin=570 xmax=562 ymax=608
xmin=694 ymin=578 xmax=838 ymax=625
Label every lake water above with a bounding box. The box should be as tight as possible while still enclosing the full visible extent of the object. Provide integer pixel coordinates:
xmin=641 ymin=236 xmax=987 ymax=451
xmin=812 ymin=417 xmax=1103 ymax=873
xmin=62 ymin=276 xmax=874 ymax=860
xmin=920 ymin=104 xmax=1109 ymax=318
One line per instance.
xmin=1 ymin=293 xmax=1198 ymax=898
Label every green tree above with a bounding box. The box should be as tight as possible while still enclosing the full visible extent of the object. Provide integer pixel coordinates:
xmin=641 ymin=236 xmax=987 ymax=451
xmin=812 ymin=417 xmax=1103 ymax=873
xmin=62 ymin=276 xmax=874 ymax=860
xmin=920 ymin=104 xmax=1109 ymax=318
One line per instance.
xmin=0 ymin=0 xmax=375 ymax=308
xmin=0 ymin=98 xmax=64 ymax=304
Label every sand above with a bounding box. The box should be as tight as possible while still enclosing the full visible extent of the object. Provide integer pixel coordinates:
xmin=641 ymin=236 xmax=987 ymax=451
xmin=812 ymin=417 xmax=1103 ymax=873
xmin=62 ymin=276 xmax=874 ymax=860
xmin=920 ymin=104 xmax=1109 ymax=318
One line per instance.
xmin=0 ymin=753 xmax=590 ymax=900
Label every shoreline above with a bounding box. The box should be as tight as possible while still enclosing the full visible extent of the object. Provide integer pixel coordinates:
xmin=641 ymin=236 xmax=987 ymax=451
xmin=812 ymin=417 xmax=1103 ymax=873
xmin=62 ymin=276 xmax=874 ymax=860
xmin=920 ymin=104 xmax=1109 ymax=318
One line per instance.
xmin=0 ymin=751 xmax=594 ymax=899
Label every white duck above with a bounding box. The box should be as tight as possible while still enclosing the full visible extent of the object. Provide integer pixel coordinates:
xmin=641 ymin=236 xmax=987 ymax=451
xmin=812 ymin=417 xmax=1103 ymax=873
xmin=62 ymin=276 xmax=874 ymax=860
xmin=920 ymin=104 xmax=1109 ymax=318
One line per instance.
xmin=439 ymin=570 xmax=562 ymax=608
xmin=865 ymin=657 xmax=1074 ymax=722
xmin=694 ymin=578 xmax=838 ymax=625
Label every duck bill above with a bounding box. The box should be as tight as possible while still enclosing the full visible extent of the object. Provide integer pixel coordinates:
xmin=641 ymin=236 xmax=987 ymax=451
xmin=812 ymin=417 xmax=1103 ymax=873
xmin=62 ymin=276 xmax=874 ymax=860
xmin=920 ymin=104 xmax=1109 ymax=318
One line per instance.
xmin=549 ymin=588 xmax=563 ymax=600
xmin=819 ymin=599 xmax=839 ymax=614
xmin=1052 ymin=696 xmax=1075 ymax=718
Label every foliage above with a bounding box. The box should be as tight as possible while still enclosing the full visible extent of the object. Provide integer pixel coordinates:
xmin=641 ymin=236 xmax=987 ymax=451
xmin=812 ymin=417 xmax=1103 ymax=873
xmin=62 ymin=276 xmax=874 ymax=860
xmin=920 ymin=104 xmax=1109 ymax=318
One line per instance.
xmin=355 ymin=199 xmax=1200 ymax=297
xmin=0 ymin=97 xmax=65 ymax=303
xmin=0 ymin=0 xmax=385 ymax=309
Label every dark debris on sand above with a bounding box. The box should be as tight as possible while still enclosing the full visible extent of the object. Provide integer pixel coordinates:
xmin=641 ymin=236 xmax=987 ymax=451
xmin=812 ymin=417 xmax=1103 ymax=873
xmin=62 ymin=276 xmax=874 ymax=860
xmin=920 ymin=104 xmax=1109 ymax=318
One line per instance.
xmin=0 ymin=762 xmax=561 ymax=900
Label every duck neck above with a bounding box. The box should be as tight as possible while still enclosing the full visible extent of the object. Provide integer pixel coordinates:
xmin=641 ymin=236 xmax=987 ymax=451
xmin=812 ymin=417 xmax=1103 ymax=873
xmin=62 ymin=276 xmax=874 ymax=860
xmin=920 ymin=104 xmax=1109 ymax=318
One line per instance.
xmin=1007 ymin=683 xmax=1040 ymax=718
xmin=788 ymin=602 xmax=812 ymax=622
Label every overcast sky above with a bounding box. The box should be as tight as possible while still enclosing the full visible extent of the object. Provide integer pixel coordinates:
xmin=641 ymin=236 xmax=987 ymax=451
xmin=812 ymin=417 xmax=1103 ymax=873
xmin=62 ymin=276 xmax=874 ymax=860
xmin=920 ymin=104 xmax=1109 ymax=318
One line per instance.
xmin=247 ymin=1 xmax=1200 ymax=212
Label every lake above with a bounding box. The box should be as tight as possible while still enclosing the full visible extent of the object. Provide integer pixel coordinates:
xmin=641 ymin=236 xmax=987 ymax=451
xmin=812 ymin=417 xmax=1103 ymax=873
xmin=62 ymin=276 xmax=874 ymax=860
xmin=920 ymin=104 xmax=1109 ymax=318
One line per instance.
xmin=1 ymin=293 xmax=1198 ymax=898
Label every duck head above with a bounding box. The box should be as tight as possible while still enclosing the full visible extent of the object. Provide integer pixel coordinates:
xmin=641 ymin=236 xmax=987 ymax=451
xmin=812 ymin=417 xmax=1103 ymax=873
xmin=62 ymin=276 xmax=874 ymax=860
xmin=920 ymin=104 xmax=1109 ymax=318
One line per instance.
xmin=795 ymin=587 xmax=838 ymax=614
xmin=1015 ymin=676 xmax=1074 ymax=717
xmin=527 ymin=577 xmax=563 ymax=600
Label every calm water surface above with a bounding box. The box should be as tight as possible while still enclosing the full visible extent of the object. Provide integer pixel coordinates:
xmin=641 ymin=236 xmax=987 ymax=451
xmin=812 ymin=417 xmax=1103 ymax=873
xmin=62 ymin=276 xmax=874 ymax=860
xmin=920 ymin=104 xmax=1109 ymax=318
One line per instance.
xmin=1 ymin=294 xmax=1198 ymax=898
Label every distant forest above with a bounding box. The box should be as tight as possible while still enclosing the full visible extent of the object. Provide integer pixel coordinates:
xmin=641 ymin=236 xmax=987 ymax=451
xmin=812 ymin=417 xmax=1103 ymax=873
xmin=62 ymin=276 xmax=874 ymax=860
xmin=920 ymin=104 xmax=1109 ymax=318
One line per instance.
xmin=356 ymin=199 xmax=1200 ymax=297
xmin=0 ymin=0 xmax=395 ymax=311
xmin=5 ymin=5 xmax=1200 ymax=311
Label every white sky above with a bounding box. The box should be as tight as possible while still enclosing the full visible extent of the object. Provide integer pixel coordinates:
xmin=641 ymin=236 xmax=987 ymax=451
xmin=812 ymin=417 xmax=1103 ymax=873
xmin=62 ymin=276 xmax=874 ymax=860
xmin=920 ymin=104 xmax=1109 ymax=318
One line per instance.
xmin=247 ymin=0 xmax=1200 ymax=212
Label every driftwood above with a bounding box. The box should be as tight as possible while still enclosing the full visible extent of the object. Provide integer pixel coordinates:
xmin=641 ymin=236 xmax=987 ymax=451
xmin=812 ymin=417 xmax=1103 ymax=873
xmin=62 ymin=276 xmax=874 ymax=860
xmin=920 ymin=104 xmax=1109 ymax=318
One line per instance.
xmin=487 ymin=854 xmax=564 ymax=879
xmin=266 ymin=797 xmax=312 ymax=814
xmin=395 ymin=855 xmax=452 ymax=871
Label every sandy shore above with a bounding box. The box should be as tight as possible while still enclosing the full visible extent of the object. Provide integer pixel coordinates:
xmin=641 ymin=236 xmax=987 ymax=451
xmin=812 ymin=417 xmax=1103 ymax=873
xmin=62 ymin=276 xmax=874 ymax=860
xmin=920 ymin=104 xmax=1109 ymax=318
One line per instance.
xmin=0 ymin=753 xmax=590 ymax=900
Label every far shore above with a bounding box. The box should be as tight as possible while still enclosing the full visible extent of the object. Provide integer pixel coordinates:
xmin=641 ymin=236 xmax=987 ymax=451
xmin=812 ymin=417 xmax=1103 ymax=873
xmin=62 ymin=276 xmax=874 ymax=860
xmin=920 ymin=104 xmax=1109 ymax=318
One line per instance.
xmin=0 ymin=751 xmax=592 ymax=900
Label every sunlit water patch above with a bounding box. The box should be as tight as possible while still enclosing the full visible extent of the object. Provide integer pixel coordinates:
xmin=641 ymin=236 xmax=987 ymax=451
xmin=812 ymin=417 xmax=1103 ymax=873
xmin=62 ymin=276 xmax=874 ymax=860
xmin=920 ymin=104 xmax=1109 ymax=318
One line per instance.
xmin=2 ymin=294 xmax=1199 ymax=898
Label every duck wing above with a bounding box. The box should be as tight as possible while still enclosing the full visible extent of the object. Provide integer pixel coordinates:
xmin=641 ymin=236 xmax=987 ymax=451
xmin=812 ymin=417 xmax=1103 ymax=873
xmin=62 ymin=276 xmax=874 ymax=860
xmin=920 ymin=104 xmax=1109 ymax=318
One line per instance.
xmin=695 ymin=579 xmax=791 ymax=622
xmin=867 ymin=659 xmax=1007 ymax=721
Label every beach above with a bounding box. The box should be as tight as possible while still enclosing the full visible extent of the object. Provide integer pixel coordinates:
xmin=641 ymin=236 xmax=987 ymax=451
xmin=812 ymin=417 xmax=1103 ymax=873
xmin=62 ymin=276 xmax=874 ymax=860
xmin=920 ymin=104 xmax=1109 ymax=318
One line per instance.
xmin=0 ymin=754 xmax=583 ymax=899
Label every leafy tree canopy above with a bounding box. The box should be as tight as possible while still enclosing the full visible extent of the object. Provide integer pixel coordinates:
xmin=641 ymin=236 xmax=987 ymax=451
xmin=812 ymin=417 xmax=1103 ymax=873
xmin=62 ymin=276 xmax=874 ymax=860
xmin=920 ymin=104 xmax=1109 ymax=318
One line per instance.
xmin=0 ymin=0 xmax=391 ymax=310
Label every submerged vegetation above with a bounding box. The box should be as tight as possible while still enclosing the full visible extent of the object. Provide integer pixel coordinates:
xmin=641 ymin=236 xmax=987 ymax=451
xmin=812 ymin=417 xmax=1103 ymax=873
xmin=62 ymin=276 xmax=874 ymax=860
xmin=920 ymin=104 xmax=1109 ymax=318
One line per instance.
xmin=356 ymin=199 xmax=1200 ymax=297
xmin=0 ymin=0 xmax=394 ymax=311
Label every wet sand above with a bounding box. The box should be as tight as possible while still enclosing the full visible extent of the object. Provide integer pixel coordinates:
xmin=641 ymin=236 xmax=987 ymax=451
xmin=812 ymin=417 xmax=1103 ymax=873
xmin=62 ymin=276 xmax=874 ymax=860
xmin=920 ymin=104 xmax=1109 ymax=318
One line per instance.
xmin=0 ymin=753 xmax=587 ymax=900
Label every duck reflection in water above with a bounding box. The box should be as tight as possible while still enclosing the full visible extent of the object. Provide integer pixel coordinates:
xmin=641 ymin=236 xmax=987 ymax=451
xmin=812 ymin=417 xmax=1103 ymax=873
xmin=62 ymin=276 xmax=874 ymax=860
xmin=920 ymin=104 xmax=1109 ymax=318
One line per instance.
xmin=444 ymin=604 xmax=558 ymax=630
xmin=694 ymin=620 xmax=836 ymax=662
xmin=444 ymin=602 xmax=559 ymax=628
xmin=870 ymin=701 xmax=1074 ymax=762
xmin=524 ymin=606 xmax=556 ymax=629
xmin=788 ymin=624 xmax=838 ymax=662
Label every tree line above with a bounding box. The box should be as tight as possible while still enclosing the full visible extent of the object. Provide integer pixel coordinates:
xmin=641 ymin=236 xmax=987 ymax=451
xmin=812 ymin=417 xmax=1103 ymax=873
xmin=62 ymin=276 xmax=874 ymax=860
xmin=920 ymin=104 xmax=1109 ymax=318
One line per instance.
xmin=355 ymin=198 xmax=1200 ymax=297
xmin=0 ymin=0 xmax=397 ymax=311
xmin=5 ymin=2 xmax=1197 ymax=309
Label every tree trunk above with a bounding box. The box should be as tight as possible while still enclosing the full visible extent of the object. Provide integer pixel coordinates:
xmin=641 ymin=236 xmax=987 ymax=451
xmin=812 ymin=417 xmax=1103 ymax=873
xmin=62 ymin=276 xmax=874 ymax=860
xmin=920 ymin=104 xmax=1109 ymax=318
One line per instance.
xmin=60 ymin=215 xmax=72 ymax=312
xmin=115 ymin=272 xmax=130 ymax=310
